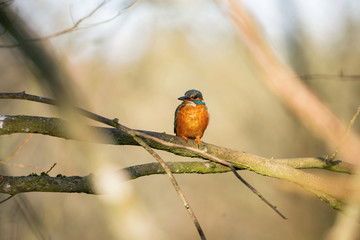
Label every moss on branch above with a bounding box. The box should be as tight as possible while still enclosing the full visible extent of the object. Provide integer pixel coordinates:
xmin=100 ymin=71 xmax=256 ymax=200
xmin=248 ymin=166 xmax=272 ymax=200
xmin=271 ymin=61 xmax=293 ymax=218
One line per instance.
xmin=0 ymin=114 xmax=353 ymax=210
xmin=0 ymin=162 xmax=231 ymax=195
xmin=0 ymin=115 xmax=353 ymax=174
xmin=0 ymin=174 xmax=94 ymax=195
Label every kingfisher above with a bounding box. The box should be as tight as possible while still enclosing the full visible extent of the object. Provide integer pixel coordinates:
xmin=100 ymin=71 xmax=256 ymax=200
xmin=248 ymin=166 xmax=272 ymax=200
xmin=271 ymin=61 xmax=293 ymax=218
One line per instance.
xmin=174 ymin=89 xmax=209 ymax=146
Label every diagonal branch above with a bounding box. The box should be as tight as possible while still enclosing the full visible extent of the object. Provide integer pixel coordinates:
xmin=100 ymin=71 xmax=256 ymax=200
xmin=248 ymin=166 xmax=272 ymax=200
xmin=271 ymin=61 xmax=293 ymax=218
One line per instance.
xmin=128 ymin=135 xmax=206 ymax=239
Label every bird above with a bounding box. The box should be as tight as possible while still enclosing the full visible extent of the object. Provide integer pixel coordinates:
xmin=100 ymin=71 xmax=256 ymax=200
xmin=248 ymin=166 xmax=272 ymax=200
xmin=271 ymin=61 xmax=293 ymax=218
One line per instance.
xmin=174 ymin=89 xmax=209 ymax=146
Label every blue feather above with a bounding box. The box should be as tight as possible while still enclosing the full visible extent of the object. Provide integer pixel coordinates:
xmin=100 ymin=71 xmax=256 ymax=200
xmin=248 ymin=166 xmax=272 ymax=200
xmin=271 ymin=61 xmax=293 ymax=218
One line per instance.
xmin=174 ymin=103 xmax=183 ymax=134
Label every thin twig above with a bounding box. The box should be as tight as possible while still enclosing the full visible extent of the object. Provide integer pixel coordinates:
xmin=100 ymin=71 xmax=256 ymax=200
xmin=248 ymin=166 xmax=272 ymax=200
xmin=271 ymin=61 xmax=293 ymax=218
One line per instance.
xmin=0 ymin=132 xmax=55 ymax=172
xmin=81 ymin=0 xmax=138 ymax=27
xmin=132 ymin=136 xmax=206 ymax=239
xmin=0 ymin=195 xmax=14 ymax=204
xmin=300 ymin=73 xmax=360 ymax=81
xmin=3 ymin=134 xmax=33 ymax=162
xmin=0 ymin=91 xmax=287 ymax=220
xmin=0 ymin=160 xmax=48 ymax=172
xmin=230 ymin=169 xmax=286 ymax=219
xmin=32 ymin=0 xmax=109 ymax=41
xmin=45 ymin=163 xmax=57 ymax=175
xmin=327 ymin=107 xmax=360 ymax=163
xmin=0 ymin=0 xmax=138 ymax=48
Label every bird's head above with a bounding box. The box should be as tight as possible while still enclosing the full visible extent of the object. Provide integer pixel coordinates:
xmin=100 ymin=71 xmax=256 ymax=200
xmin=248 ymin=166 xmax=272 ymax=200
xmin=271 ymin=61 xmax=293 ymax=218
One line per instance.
xmin=178 ymin=89 xmax=204 ymax=102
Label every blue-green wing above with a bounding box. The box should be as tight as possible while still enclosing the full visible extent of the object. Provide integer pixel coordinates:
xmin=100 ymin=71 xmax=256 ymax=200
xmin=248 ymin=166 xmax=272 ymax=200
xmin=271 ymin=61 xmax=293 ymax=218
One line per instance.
xmin=174 ymin=104 xmax=183 ymax=134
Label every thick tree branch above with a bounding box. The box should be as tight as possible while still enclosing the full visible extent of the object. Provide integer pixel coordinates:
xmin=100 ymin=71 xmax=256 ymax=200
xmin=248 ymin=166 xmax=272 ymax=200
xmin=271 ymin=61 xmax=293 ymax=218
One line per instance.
xmin=125 ymin=161 xmax=233 ymax=178
xmin=0 ymin=115 xmax=353 ymax=174
xmin=0 ymin=114 xmax=354 ymax=210
xmin=0 ymin=162 xmax=230 ymax=195
xmin=0 ymin=174 xmax=94 ymax=195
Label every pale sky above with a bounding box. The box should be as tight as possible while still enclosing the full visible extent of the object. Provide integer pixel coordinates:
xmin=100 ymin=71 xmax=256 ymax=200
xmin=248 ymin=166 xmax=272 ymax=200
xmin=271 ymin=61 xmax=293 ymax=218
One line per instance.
xmin=11 ymin=0 xmax=360 ymax=64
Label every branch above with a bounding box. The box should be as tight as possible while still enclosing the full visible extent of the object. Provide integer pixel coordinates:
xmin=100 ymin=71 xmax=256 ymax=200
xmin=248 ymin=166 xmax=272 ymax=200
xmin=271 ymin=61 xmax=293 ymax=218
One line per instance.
xmin=0 ymin=162 xmax=231 ymax=195
xmin=0 ymin=115 xmax=353 ymax=174
xmin=0 ymin=174 xmax=94 ymax=195
xmin=0 ymin=114 xmax=353 ymax=210
xmin=125 ymin=161 xmax=234 ymax=178
xmin=131 ymin=135 xmax=206 ymax=238
xmin=300 ymin=73 xmax=360 ymax=81
xmin=0 ymin=0 xmax=138 ymax=48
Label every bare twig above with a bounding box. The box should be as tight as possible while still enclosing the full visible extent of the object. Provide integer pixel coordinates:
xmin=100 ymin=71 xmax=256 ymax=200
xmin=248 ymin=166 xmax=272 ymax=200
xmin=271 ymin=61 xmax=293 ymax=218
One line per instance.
xmin=0 ymin=132 xmax=50 ymax=172
xmin=326 ymin=108 xmax=360 ymax=163
xmin=3 ymin=134 xmax=33 ymax=162
xmin=0 ymin=161 xmax=47 ymax=172
xmin=81 ymin=0 xmax=138 ymax=27
xmin=0 ymin=0 xmax=138 ymax=48
xmin=45 ymin=163 xmax=57 ymax=175
xmin=32 ymin=0 xmax=109 ymax=41
xmin=132 ymin=135 xmax=206 ymax=239
xmin=300 ymin=73 xmax=360 ymax=81
xmin=0 ymin=195 xmax=14 ymax=204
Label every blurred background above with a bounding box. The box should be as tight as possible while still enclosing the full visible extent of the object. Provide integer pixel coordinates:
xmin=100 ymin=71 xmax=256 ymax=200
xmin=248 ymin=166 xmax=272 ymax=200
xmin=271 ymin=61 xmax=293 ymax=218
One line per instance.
xmin=1 ymin=0 xmax=360 ymax=239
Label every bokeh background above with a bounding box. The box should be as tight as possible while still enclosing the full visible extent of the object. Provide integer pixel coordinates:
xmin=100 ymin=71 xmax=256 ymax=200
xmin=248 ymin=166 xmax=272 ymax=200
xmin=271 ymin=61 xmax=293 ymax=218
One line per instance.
xmin=1 ymin=0 xmax=360 ymax=239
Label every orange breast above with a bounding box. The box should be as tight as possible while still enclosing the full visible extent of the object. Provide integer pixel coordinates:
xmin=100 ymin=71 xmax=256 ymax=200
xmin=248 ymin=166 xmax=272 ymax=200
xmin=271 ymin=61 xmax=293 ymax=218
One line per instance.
xmin=176 ymin=104 xmax=209 ymax=139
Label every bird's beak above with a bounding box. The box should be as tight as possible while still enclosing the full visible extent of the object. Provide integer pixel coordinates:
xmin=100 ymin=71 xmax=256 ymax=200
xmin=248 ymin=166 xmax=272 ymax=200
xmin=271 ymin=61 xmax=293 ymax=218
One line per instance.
xmin=178 ymin=95 xmax=192 ymax=101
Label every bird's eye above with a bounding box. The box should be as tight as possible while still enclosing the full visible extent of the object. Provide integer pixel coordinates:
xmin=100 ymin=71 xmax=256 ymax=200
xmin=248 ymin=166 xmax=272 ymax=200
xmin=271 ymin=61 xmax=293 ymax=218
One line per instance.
xmin=190 ymin=95 xmax=194 ymax=98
